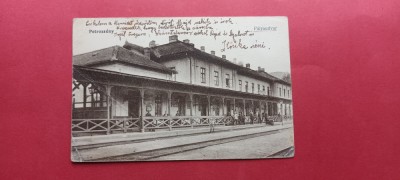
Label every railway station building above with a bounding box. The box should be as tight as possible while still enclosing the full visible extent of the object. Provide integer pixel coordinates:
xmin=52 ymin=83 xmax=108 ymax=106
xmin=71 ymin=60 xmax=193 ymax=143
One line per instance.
xmin=72 ymin=35 xmax=293 ymax=136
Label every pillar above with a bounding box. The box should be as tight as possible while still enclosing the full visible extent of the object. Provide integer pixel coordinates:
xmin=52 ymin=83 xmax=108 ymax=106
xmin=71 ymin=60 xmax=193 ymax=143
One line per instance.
xmin=189 ymin=93 xmax=193 ymax=128
xmin=233 ymin=99 xmax=236 ymax=114
xmin=222 ymin=97 xmax=225 ymax=116
xmin=251 ymin=100 xmax=254 ymax=114
xmin=258 ymin=101 xmax=262 ymax=123
xmin=167 ymin=91 xmax=172 ymax=130
xmin=105 ymin=85 xmax=113 ymax=135
xmin=243 ymin=99 xmax=246 ymax=116
xmin=189 ymin=94 xmax=193 ymax=116
xmin=167 ymin=91 xmax=172 ymax=116
xmin=140 ymin=89 xmax=145 ymax=132
xmin=82 ymin=83 xmax=88 ymax=109
xmin=265 ymin=101 xmax=267 ymax=114
xmin=207 ymin=95 xmax=210 ymax=116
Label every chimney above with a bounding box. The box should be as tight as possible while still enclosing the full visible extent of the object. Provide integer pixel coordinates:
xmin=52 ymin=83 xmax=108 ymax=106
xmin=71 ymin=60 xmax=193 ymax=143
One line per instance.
xmin=246 ymin=63 xmax=250 ymax=68
xmin=238 ymin=61 xmax=243 ymax=66
xmin=211 ymin=50 xmax=215 ymax=55
xmin=144 ymin=48 xmax=151 ymax=59
xmin=200 ymin=46 xmax=205 ymax=51
xmin=169 ymin=35 xmax=178 ymax=43
xmin=189 ymin=43 xmax=194 ymax=47
xmin=261 ymin=68 xmax=265 ymax=72
xmin=183 ymin=39 xmax=190 ymax=43
xmin=258 ymin=66 xmax=262 ymax=72
xmin=149 ymin=40 xmax=156 ymax=48
xmin=233 ymin=58 xmax=237 ymax=64
xmin=222 ymin=55 xmax=226 ymax=59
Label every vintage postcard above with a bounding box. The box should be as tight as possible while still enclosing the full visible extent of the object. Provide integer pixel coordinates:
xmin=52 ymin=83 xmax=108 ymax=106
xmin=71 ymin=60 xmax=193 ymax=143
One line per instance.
xmin=71 ymin=17 xmax=294 ymax=162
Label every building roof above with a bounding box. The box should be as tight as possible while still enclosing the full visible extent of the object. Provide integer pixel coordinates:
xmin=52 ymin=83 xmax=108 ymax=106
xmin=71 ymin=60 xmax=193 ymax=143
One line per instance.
xmin=73 ymin=46 xmax=174 ymax=73
xmin=123 ymin=41 xmax=145 ymax=54
xmin=74 ymin=40 xmax=290 ymax=86
xmin=73 ymin=65 xmax=290 ymax=102
xmin=151 ymin=41 xmax=196 ymax=58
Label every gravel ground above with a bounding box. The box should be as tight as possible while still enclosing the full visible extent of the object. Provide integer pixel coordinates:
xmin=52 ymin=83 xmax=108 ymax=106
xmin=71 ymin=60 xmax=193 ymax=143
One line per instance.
xmin=151 ymin=128 xmax=294 ymax=160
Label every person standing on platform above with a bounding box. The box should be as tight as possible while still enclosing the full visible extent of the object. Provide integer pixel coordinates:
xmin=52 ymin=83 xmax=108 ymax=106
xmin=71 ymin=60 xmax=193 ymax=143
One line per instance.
xmin=238 ymin=112 xmax=243 ymax=125
xmin=209 ymin=117 xmax=215 ymax=133
xmin=250 ymin=112 xmax=254 ymax=124
xmin=234 ymin=111 xmax=239 ymax=125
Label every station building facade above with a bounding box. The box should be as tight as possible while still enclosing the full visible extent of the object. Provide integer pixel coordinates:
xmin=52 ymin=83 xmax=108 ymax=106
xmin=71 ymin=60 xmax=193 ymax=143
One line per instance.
xmin=72 ymin=35 xmax=293 ymax=135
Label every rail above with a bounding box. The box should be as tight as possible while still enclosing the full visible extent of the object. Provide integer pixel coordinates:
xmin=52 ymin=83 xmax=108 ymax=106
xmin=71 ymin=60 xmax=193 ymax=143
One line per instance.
xmin=72 ymin=116 xmax=231 ymax=135
xmin=72 ymin=115 xmax=292 ymax=135
xmin=72 ymin=117 xmax=140 ymax=134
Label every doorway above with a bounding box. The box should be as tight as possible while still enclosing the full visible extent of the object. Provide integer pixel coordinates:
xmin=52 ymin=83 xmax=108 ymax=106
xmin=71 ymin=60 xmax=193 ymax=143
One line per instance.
xmin=128 ymin=91 xmax=140 ymax=118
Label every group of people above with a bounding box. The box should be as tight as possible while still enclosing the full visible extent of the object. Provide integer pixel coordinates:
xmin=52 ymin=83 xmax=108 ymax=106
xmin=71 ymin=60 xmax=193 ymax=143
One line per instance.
xmin=231 ymin=111 xmax=276 ymax=126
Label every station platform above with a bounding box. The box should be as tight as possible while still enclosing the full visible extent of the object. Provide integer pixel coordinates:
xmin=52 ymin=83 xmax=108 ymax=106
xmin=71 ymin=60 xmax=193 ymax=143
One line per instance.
xmin=71 ymin=122 xmax=293 ymax=162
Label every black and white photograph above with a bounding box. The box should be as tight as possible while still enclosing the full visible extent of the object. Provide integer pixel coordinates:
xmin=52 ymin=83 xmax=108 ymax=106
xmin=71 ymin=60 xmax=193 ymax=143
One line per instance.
xmin=71 ymin=17 xmax=294 ymax=162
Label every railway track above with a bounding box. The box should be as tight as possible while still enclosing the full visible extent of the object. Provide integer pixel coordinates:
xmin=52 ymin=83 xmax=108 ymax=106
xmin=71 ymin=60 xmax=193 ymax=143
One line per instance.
xmin=72 ymin=124 xmax=266 ymax=150
xmin=72 ymin=125 xmax=292 ymax=162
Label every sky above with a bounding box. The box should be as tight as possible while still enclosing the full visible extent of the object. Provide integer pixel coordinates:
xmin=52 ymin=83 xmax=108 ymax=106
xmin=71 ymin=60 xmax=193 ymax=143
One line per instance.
xmin=73 ymin=17 xmax=291 ymax=73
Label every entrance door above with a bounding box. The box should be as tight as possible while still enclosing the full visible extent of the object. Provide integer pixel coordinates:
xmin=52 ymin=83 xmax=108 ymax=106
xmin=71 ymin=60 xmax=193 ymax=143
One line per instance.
xmin=226 ymin=100 xmax=231 ymax=116
xmin=200 ymin=99 xmax=207 ymax=116
xmin=128 ymin=91 xmax=140 ymax=118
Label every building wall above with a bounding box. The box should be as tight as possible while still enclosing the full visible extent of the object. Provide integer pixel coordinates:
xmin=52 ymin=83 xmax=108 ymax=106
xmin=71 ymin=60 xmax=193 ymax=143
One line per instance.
xmin=192 ymin=103 xmax=202 ymax=116
xmin=111 ymin=87 xmax=129 ymax=117
xmin=236 ymin=74 xmax=272 ymax=95
xmin=159 ymin=56 xmax=292 ymax=101
xmin=191 ymin=57 xmax=235 ymax=89
xmin=93 ymin=85 xmax=291 ymax=119
xmin=272 ymin=82 xmax=292 ymax=100
xmin=93 ymin=63 xmax=172 ymax=80
xmin=100 ymin=61 xmax=293 ymax=118
xmin=162 ymin=58 xmax=191 ymax=83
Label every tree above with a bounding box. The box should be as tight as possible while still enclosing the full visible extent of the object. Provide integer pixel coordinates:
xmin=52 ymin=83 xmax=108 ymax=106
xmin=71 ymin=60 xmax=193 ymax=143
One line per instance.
xmin=282 ymin=73 xmax=291 ymax=83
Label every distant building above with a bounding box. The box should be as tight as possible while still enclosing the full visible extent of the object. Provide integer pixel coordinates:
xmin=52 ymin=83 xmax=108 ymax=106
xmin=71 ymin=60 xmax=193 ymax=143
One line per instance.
xmin=72 ymin=35 xmax=292 ymax=135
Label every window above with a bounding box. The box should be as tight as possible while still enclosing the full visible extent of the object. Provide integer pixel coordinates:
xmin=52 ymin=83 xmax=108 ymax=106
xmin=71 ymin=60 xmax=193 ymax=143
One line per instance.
xmin=225 ymin=74 xmax=230 ymax=88
xmin=200 ymin=67 xmax=206 ymax=83
xmin=155 ymin=95 xmax=162 ymax=116
xmin=245 ymin=81 xmax=248 ymax=92
xmin=267 ymin=87 xmax=270 ymax=96
xmin=263 ymin=86 xmax=265 ymax=93
xmin=251 ymin=83 xmax=254 ymax=93
xmin=214 ymin=71 xmax=219 ymax=86
xmin=279 ymin=87 xmax=282 ymax=96
xmin=239 ymin=80 xmax=242 ymax=91
xmin=257 ymin=84 xmax=260 ymax=93
xmin=284 ymin=89 xmax=286 ymax=97
xmin=170 ymin=67 xmax=176 ymax=81
xmin=288 ymin=90 xmax=290 ymax=97
xmin=87 ymin=85 xmax=104 ymax=108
